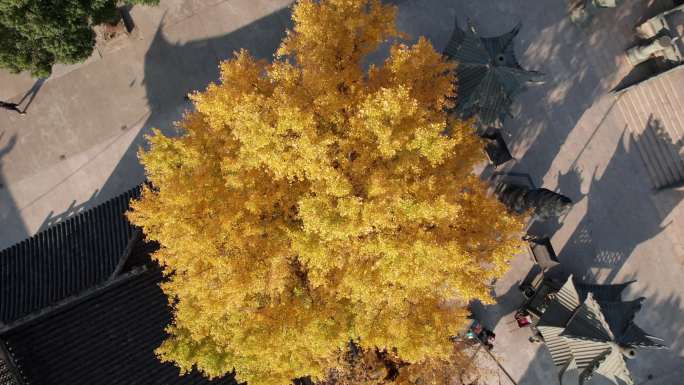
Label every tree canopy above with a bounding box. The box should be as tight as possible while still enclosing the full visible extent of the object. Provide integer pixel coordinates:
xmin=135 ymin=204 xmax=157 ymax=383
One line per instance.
xmin=128 ymin=1 xmax=524 ymax=384
xmin=0 ymin=0 xmax=156 ymax=77
xmin=318 ymin=342 xmax=482 ymax=385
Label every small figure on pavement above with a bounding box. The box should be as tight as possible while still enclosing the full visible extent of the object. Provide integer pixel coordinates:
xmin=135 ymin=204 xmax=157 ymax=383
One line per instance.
xmin=0 ymin=101 xmax=25 ymax=115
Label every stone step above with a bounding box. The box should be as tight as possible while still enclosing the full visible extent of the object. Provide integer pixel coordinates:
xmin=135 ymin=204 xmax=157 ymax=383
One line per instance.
xmin=648 ymin=76 xmax=684 ymax=176
xmin=635 ymin=86 xmax=683 ymax=184
xmin=617 ymin=93 xmax=671 ymax=189
xmin=616 ymin=67 xmax=684 ymax=190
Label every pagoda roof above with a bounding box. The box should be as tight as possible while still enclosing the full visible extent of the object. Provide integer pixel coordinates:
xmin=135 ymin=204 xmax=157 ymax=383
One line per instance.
xmin=537 ymin=276 xmax=667 ymax=385
xmin=444 ymin=19 xmax=541 ymax=127
xmin=575 ymin=281 xmax=635 ymax=303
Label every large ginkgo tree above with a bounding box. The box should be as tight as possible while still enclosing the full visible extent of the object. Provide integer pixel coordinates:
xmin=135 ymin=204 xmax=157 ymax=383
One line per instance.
xmin=128 ymin=1 xmax=524 ymax=384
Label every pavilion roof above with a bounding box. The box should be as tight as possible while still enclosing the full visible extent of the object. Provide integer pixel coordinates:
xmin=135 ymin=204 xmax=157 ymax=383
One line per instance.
xmin=537 ymin=276 xmax=666 ymax=385
xmin=444 ymin=19 xmax=541 ymax=127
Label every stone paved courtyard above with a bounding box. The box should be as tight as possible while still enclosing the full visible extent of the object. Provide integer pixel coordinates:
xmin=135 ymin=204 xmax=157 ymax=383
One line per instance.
xmin=0 ymin=0 xmax=683 ymax=384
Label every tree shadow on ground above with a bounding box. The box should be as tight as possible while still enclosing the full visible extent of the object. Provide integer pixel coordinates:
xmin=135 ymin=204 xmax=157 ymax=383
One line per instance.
xmin=507 ymin=128 xmax=684 ymax=383
xmin=637 ymin=114 xmax=684 ymax=189
xmin=395 ymin=1 xmax=677 ymax=288
xmin=505 ymin=2 xmax=642 ymax=185
xmin=0 ymin=133 xmax=28 ymax=245
xmin=28 ymin=6 xmax=293 ymax=232
xmin=99 ymin=6 xmax=292 ymax=199
xmin=98 ymin=7 xmax=292 ymax=199
xmin=470 ymin=282 xmax=526 ymax=332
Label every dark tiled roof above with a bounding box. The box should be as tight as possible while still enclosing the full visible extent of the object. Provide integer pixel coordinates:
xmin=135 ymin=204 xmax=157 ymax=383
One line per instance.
xmin=0 ymin=187 xmax=141 ymax=325
xmin=600 ymin=299 xmax=643 ymax=340
xmin=537 ymin=276 xmax=666 ymax=385
xmin=620 ymin=323 xmax=666 ymax=348
xmin=575 ymin=281 xmax=634 ymax=303
xmin=120 ymin=232 xmax=160 ymax=274
xmin=560 ymin=293 xmax=614 ymax=342
xmin=0 ymin=268 xmax=236 ymax=385
xmin=444 ymin=19 xmax=540 ymax=127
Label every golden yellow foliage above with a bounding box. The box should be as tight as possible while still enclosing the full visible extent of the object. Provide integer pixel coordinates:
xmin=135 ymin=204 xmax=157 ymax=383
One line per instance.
xmin=128 ymin=1 xmax=524 ymax=384
xmin=318 ymin=342 xmax=479 ymax=385
xmin=394 ymin=344 xmax=478 ymax=385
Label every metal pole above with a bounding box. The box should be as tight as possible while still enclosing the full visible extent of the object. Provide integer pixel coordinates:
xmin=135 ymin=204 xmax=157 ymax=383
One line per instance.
xmin=481 ymin=344 xmax=518 ymax=385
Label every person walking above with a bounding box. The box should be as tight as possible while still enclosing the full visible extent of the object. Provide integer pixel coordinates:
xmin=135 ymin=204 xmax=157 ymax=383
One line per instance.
xmin=0 ymin=101 xmax=25 ymax=115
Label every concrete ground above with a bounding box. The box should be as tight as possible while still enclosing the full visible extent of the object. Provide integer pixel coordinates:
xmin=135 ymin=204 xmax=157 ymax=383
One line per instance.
xmin=0 ymin=0 xmax=293 ymax=247
xmin=0 ymin=0 xmax=682 ymax=384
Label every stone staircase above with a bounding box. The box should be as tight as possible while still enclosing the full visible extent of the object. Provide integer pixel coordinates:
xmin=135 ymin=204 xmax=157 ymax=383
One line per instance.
xmin=616 ymin=65 xmax=684 ymax=190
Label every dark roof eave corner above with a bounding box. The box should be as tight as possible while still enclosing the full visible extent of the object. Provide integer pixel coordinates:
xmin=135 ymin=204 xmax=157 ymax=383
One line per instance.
xmin=497 ymin=21 xmax=522 ymax=52
xmin=108 ymin=228 xmax=143 ymax=281
xmin=0 ymin=340 xmax=26 ymax=385
xmin=465 ymin=17 xmax=478 ymax=34
xmin=444 ymin=16 xmax=467 ymax=58
xmin=526 ymin=70 xmax=546 ymax=85
xmin=510 ymin=21 xmax=522 ymax=37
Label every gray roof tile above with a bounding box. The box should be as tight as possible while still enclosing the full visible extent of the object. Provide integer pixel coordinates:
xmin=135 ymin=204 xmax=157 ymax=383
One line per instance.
xmin=537 ymin=276 xmax=666 ymax=385
xmin=0 ymin=268 xmax=236 ymax=385
xmin=0 ymin=187 xmax=141 ymax=326
xmin=444 ymin=19 xmax=540 ymax=127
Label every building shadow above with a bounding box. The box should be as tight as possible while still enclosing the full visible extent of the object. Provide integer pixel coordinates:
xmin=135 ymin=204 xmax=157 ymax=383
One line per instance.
xmin=491 ymin=0 xmax=684 ymax=286
xmin=627 ymin=291 xmax=684 ymax=385
xmin=470 ymin=283 xmax=526 ymax=332
xmin=502 ymin=0 xmax=675 ymax=191
xmin=35 ymin=190 xmax=100 ymax=232
xmin=612 ymin=60 xmax=659 ymax=92
xmin=557 ymin=129 xmax=683 ymax=284
xmin=0 ymin=133 xmax=29 ymax=246
xmin=610 ymin=0 xmax=682 ymax=92
xmin=10 ymin=6 xmax=291 ymax=234
xmin=506 ymin=5 xmax=634 ymax=187
xmin=636 ymin=114 xmax=684 ymax=189
xmin=94 ymin=7 xmax=292 ymax=201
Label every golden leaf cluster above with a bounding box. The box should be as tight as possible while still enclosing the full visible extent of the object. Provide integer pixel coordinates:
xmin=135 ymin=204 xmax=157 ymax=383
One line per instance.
xmin=319 ymin=342 xmax=480 ymax=385
xmin=128 ymin=1 xmax=524 ymax=384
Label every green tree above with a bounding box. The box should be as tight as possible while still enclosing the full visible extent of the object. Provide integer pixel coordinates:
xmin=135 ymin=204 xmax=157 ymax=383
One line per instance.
xmin=0 ymin=0 xmax=157 ymax=77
